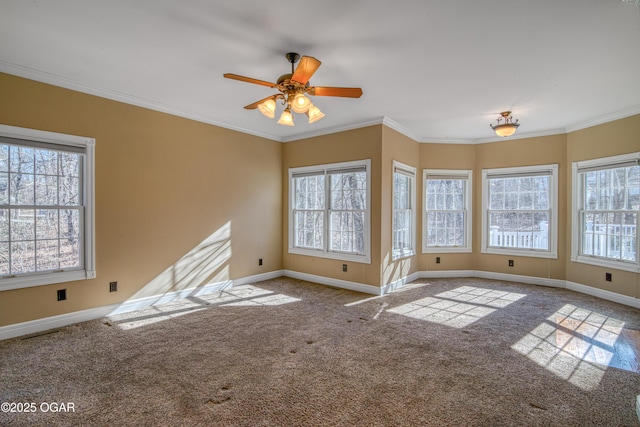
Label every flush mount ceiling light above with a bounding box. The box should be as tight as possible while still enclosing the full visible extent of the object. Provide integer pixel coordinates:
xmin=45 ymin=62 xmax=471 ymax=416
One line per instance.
xmin=490 ymin=111 xmax=520 ymax=137
xmin=622 ymin=0 xmax=640 ymax=6
xmin=224 ymin=52 xmax=363 ymax=126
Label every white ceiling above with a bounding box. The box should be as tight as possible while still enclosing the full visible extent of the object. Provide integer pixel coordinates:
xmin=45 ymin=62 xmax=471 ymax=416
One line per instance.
xmin=1 ymin=0 xmax=639 ymax=143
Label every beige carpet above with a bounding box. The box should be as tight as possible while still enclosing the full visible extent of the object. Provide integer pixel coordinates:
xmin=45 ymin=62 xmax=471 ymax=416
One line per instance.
xmin=1 ymin=277 xmax=639 ymax=426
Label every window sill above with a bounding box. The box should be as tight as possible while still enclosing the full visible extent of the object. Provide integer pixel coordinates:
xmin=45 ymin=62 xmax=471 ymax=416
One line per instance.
xmin=482 ymin=247 xmax=558 ymax=259
xmin=288 ymin=247 xmax=371 ymax=264
xmin=392 ymin=249 xmax=416 ymax=261
xmin=423 ymin=246 xmax=472 ymax=254
xmin=571 ymin=255 xmax=640 ymax=273
xmin=0 ymin=269 xmax=93 ymax=292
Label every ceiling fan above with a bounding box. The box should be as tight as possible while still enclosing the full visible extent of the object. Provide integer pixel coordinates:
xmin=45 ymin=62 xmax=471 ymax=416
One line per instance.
xmin=223 ymin=52 xmax=363 ymax=126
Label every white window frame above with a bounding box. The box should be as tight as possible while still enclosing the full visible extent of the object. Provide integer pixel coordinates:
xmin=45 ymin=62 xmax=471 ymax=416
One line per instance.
xmin=571 ymin=152 xmax=640 ymax=273
xmin=423 ymin=169 xmax=473 ymax=253
xmin=288 ymin=159 xmax=371 ymax=264
xmin=392 ymin=161 xmax=416 ymax=260
xmin=481 ymin=164 xmax=558 ymax=259
xmin=0 ymin=124 xmax=96 ymax=291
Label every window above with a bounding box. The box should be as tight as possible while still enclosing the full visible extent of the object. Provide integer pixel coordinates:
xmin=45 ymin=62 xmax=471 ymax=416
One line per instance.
xmin=289 ymin=159 xmax=371 ymax=263
xmin=424 ymin=169 xmax=472 ymax=253
xmin=392 ymin=161 xmax=416 ymax=260
xmin=0 ymin=124 xmax=95 ymax=291
xmin=572 ymin=152 xmax=639 ymax=273
xmin=482 ymin=164 xmax=558 ymax=258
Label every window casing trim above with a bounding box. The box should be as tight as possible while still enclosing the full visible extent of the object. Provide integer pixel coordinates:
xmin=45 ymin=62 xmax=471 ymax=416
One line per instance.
xmin=392 ymin=161 xmax=416 ymax=260
xmin=0 ymin=124 xmax=95 ymax=291
xmin=571 ymin=152 xmax=640 ymax=273
xmin=481 ymin=164 xmax=558 ymax=259
xmin=423 ymin=169 xmax=473 ymax=253
xmin=288 ymin=159 xmax=371 ymax=264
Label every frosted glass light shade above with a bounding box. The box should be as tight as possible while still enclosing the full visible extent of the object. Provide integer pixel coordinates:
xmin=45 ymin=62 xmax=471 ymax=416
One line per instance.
xmin=257 ymin=98 xmax=276 ymax=119
xmin=277 ymin=108 xmax=294 ymax=126
xmin=493 ymin=124 xmax=519 ymax=137
xmin=291 ymin=93 xmax=311 ymax=113
xmin=306 ymin=104 xmax=325 ymax=123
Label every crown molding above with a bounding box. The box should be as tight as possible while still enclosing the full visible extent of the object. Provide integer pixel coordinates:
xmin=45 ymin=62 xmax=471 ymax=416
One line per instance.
xmin=564 ymin=105 xmax=640 ymax=133
xmin=280 ymin=117 xmax=386 ymax=142
xmin=3 ymin=60 xmax=638 ymax=145
xmin=0 ymin=60 xmax=283 ymax=142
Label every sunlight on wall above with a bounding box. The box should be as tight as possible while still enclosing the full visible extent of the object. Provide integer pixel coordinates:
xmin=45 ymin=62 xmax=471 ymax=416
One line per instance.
xmin=511 ymin=304 xmax=632 ymax=391
xmin=387 ymin=286 xmax=526 ymax=328
xmin=382 ymin=253 xmax=412 ymax=290
xmin=129 ymin=221 xmax=232 ymax=301
xmin=111 ymin=284 xmax=300 ymax=330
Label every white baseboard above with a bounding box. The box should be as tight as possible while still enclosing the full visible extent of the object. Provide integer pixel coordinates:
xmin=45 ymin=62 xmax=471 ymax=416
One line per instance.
xmin=473 ymin=270 xmax=566 ymax=288
xmin=2 ymin=268 xmax=637 ymax=341
xmin=566 ymin=281 xmax=640 ymax=309
xmin=381 ymin=271 xmax=421 ymax=294
xmin=0 ymin=270 xmax=284 ymax=341
xmin=421 ymin=270 xmax=475 ymax=279
xmin=283 ymin=270 xmax=383 ymax=295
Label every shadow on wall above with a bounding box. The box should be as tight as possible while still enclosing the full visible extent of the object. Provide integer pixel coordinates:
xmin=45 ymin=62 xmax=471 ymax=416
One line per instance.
xmin=112 ymin=221 xmax=232 ymax=312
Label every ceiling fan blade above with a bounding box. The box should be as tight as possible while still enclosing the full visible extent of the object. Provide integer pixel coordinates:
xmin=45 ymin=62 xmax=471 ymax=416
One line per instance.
xmin=223 ymin=73 xmax=276 ymax=88
xmin=244 ymin=95 xmax=278 ymax=110
xmin=310 ymin=86 xmax=363 ymax=98
xmin=291 ymin=56 xmax=321 ymax=85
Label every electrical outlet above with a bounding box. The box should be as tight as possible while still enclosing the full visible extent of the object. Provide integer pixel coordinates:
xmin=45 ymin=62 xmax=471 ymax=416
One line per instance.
xmin=109 ymin=281 xmax=118 ymax=292
xmin=436 ymin=257 xmax=441 ymax=264
xmin=258 ymin=258 xmax=263 ymax=266
xmin=606 ymin=272 xmax=612 ymax=282
xmin=508 ymin=259 xmax=514 ymax=267
xmin=342 ymin=264 xmax=348 ymax=272
xmin=57 ymin=289 xmax=67 ymax=301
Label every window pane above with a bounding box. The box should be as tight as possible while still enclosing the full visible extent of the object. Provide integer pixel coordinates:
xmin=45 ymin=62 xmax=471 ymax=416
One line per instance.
xmin=0 ymin=145 xmax=8 ymax=172
xmin=0 ymin=209 xmax=7 ymax=241
xmin=37 ymin=240 xmax=59 ymax=271
xmin=36 ymin=210 xmax=59 ymax=240
xmin=331 ymin=172 xmax=366 ymax=210
xmin=11 ymin=241 xmax=35 ymax=274
xmin=0 ymin=173 xmax=7 ymax=204
xmin=60 ymin=238 xmax=80 ymax=268
xmin=35 ymin=150 xmax=57 ymax=175
xmin=426 ymin=176 xmax=468 ymax=248
xmin=0 ymin=242 xmax=8 ymax=274
xmin=10 ymin=173 xmax=34 ymax=205
xmin=35 ymin=175 xmax=58 ymax=206
xmin=10 ymin=146 xmax=34 ymax=173
xmin=579 ymin=162 xmax=639 ymax=263
xmin=10 ymin=209 xmax=35 ymax=241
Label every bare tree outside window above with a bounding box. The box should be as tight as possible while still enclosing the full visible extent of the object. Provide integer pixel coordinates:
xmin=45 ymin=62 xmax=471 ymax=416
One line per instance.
xmin=426 ymin=179 xmax=466 ymax=247
xmin=487 ymin=175 xmax=550 ymax=250
xmin=0 ymin=143 xmax=82 ymax=276
xmin=290 ymin=160 xmax=370 ymax=262
xmin=580 ymin=165 xmax=639 ymax=262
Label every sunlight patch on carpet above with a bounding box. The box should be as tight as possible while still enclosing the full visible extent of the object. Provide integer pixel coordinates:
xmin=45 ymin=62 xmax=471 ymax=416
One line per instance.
xmin=511 ymin=304 xmax=638 ymax=391
xmin=110 ymin=300 xmax=208 ymax=330
xmin=387 ymin=286 xmax=526 ymax=328
xmin=110 ymin=285 xmax=300 ymax=330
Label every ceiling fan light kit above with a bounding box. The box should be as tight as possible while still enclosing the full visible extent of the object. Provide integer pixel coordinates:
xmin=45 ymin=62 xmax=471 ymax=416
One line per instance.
xmin=490 ymin=111 xmax=520 ymax=137
xmin=224 ymin=52 xmax=363 ymax=126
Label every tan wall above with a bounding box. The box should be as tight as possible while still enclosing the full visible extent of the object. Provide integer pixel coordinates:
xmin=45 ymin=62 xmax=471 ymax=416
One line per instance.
xmin=282 ymin=126 xmax=382 ymax=287
xmin=419 ymin=143 xmax=476 ymax=271
xmin=0 ymin=73 xmax=283 ymax=326
xmin=566 ymin=115 xmax=640 ymax=297
xmin=1 ymin=71 xmax=638 ymax=328
xmin=474 ymin=134 xmax=567 ymax=280
xmin=381 ymin=127 xmax=420 ymax=286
